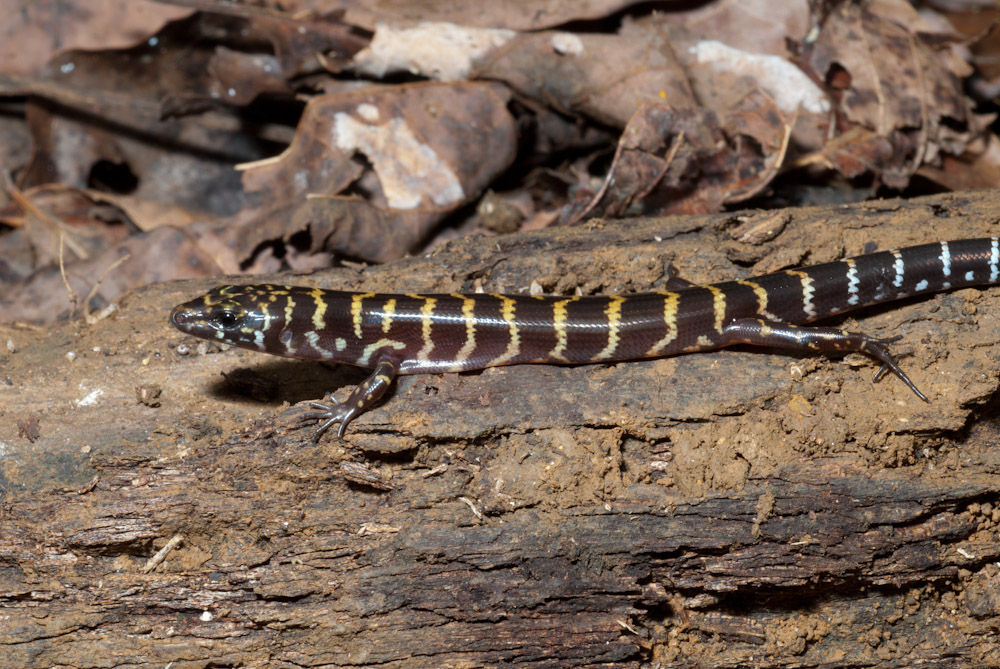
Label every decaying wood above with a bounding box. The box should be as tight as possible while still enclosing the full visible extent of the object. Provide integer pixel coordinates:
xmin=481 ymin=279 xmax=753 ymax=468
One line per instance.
xmin=2 ymin=190 xmax=1000 ymax=667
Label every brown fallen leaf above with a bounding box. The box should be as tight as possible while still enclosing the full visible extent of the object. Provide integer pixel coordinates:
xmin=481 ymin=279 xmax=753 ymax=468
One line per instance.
xmin=673 ymin=25 xmax=830 ymax=152
xmin=283 ymin=0 xmax=639 ymax=31
xmin=227 ymin=81 xmax=517 ymax=263
xmin=570 ymin=89 xmax=790 ymax=221
xmin=476 ymin=28 xmax=695 ymax=128
xmin=0 ymin=184 xmax=131 ymax=269
xmin=0 ymin=226 xmax=222 ymax=323
xmin=803 ymin=2 xmax=985 ymax=187
xmin=0 ymin=0 xmax=193 ymax=76
xmin=660 ymin=0 xmax=810 ymax=57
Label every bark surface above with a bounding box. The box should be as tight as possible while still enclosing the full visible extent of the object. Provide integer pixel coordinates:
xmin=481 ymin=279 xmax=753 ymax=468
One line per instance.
xmin=2 ymin=190 xmax=1000 ymax=667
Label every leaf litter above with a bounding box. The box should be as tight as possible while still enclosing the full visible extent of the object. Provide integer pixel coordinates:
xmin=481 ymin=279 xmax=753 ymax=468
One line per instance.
xmin=0 ymin=0 xmax=997 ymax=322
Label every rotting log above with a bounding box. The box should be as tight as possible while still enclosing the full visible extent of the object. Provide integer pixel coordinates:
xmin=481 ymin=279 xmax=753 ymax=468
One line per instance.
xmin=2 ymin=190 xmax=1000 ymax=667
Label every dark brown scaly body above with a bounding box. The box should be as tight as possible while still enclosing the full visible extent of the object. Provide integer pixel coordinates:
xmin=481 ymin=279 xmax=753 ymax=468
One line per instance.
xmin=171 ymin=238 xmax=1000 ymax=439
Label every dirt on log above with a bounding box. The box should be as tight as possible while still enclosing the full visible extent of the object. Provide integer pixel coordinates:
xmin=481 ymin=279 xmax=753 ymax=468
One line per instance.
xmin=2 ymin=190 xmax=1000 ymax=667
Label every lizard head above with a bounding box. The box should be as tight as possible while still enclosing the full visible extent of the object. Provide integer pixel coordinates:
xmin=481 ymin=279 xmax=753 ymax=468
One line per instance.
xmin=170 ymin=284 xmax=279 ymax=350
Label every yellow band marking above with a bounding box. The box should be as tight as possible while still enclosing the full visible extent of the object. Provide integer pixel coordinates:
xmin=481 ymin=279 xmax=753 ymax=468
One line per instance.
xmin=284 ymin=297 xmax=295 ymax=329
xmin=416 ymin=296 xmax=438 ymax=362
xmin=453 ymin=293 xmax=478 ymax=366
xmin=261 ymin=298 xmax=272 ymax=335
xmin=736 ymin=279 xmax=771 ymax=319
xmin=845 ymin=257 xmax=860 ymax=306
xmin=381 ymin=298 xmax=397 ymax=333
xmin=280 ymin=293 xmax=297 ymax=353
xmin=490 ymin=294 xmax=520 ymax=365
xmin=704 ymin=285 xmax=727 ymax=334
xmin=309 ymin=287 xmax=327 ymax=331
xmin=784 ymin=269 xmax=816 ymax=319
xmin=549 ymin=296 xmax=579 ymax=362
xmin=261 ymin=287 xmax=282 ymax=335
xmin=647 ymin=291 xmax=680 ymax=355
xmin=593 ymin=296 xmax=626 ymax=361
xmin=358 ymin=337 xmax=406 ymax=366
xmin=351 ymin=292 xmax=376 ymax=339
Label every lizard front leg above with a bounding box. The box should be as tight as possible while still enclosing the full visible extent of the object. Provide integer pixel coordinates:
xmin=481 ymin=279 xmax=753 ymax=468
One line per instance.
xmin=298 ymin=357 xmax=400 ymax=441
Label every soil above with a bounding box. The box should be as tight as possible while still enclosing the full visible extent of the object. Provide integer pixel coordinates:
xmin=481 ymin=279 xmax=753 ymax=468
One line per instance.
xmin=2 ymin=190 xmax=1000 ymax=666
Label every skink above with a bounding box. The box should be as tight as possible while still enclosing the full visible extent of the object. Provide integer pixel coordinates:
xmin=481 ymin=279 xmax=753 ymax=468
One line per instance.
xmin=171 ymin=238 xmax=999 ymax=439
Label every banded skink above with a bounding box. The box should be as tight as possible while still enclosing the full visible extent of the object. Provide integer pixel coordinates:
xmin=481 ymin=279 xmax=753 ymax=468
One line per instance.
xmin=171 ymin=238 xmax=999 ymax=439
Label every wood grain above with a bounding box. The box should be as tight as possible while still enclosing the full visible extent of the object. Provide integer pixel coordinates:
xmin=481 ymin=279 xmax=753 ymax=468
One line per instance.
xmin=2 ymin=190 xmax=1000 ymax=667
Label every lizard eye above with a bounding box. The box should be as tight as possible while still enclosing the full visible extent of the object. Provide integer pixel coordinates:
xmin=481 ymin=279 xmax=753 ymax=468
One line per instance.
xmin=215 ymin=309 xmax=239 ymax=328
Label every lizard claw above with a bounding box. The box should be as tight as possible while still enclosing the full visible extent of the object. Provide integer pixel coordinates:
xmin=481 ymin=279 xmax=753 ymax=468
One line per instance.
xmin=295 ymin=393 xmax=359 ymax=441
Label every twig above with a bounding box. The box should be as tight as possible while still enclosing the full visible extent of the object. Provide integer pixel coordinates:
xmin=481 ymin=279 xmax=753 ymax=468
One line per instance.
xmin=457 ymin=496 xmax=483 ymax=520
xmin=725 ymin=114 xmax=794 ymax=204
xmin=571 ymin=125 xmax=686 ymax=225
xmin=3 ymin=174 xmax=89 ymax=259
xmin=569 ymin=139 xmax=625 ymax=225
xmin=142 ymin=534 xmax=184 ymax=573
xmin=632 ymin=129 xmax=685 ymax=203
xmin=83 ymin=252 xmax=130 ymax=324
xmin=58 ymin=233 xmax=79 ymax=314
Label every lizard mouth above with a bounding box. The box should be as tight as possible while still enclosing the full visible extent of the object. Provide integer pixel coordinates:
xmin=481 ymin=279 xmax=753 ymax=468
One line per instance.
xmin=169 ymin=305 xmax=197 ymax=330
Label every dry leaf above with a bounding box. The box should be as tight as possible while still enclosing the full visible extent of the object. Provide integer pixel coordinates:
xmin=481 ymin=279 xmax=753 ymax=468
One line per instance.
xmin=804 ymin=2 xmax=982 ymax=187
xmin=477 ymin=28 xmax=695 ymax=128
xmin=288 ymin=0 xmax=639 ymax=31
xmin=228 ymin=82 xmax=517 ymax=263
xmin=0 ymin=0 xmax=192 ymax=76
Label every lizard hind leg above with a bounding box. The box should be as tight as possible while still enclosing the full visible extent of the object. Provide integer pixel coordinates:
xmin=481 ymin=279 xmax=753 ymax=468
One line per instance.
xmin=719 ymin=318 xmax=928 ymax=402
xmin=297 ymin=357 xmax=400 ymax=441
xmin=663 ymin=264 xmax=696 ymax=291
xmin=863 ymin=335 xmax=928 ymax=401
